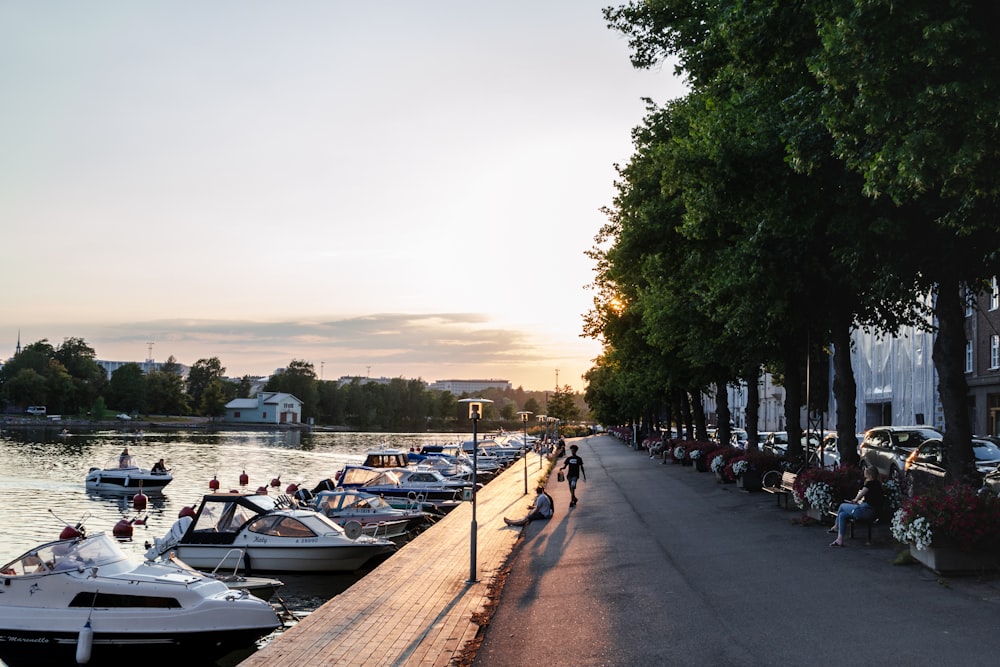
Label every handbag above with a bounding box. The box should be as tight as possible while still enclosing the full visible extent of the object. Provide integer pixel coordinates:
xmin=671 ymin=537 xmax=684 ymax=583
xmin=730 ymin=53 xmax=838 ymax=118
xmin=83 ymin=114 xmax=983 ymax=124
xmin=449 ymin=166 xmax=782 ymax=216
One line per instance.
xmin=557 ymin=471 xmax=565 ymax=482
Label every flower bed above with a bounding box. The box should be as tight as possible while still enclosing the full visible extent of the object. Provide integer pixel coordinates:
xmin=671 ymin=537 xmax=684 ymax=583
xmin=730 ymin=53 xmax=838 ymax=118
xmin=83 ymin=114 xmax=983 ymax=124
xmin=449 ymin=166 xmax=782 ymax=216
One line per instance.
xmin=791 ymin=466 xmax=860 ymax=511
xmin=891 ymin=483 xmax=1000 ymax=553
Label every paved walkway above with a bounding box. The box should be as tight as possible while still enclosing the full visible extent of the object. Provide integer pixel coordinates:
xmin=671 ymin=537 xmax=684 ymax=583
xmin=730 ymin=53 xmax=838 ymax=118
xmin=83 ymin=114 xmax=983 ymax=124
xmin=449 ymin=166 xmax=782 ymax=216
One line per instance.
xmin=243 ymin=435 xmax=1000 ymax=667
xmin=239 ymin=448 xmax=551 ymax=666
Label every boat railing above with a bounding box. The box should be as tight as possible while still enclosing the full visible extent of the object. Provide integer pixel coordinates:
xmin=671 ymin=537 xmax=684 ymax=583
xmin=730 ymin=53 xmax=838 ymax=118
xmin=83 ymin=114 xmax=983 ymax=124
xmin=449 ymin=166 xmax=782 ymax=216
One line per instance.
xmin=210 ymin=548 xmax=248 ymax=576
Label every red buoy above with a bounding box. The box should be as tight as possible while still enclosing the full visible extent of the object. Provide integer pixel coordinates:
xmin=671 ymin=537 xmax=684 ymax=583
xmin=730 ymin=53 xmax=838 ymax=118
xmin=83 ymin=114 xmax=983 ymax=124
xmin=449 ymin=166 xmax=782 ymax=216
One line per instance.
xmin=285 ymin=483 xmax=299 ymax=494
xmin=256 ymin=486 xmax=268 ymax=495
xmin=270 ymin=476 xmax=281 ymax=488
xmin=60 ymin=525 xmax=82 ymax=540
xmin=178 ymin=506 xmax=196 ymax=519
xmin=239 ymin=470 xmax=249 ymax=486
xmin=132 ymin=492 xmax=148 ymax=511
xmin=209 ymin=475 xmax=220 ymax=490
xmin=113 ymin=519 xmax=133 ymax=539
xmin=133 ymin=516 xmax=146 ymax=526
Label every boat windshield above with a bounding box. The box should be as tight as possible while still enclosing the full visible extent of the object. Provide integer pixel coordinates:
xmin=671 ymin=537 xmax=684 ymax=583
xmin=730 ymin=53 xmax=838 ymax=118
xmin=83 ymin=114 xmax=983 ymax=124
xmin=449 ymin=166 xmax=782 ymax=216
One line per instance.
xmin=1 ymin=533 xmax=127 ymax=575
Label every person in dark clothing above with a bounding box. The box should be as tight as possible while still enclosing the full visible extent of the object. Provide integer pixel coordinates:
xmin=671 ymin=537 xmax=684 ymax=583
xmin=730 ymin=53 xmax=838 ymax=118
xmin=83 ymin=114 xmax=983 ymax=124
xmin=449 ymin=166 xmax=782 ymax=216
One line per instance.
xmin=829 ymin=466 xmax=884 ymax=547
xmin=558 ymin=444 xmax=586 ymax=507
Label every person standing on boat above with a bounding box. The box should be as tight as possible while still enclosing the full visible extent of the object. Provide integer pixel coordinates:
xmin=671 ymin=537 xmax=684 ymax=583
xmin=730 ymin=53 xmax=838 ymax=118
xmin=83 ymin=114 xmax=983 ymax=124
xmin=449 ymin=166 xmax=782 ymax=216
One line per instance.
xmin=558 ymin=444 xmax=586 ymax=507
xmin=503 ymin=487 xmax=554 ymax=526
xmin=119 ymin=447 xmax=134 ymax=468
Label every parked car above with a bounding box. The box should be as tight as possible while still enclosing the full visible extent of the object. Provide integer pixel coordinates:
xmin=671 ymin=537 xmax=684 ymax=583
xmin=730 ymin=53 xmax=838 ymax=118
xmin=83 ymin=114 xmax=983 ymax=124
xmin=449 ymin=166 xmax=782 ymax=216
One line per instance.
xmin=762 ymin=431 xmax=789 ymax=457
xmin=859 ymin=426 xmax=942 ymax=481
xmin=904 ymin=437 xmax=1000 ymax=496
xmin=24 ymin=406 xmax=46 ymax=416
xmin=116 ymin=413 xmax=132 ymax=421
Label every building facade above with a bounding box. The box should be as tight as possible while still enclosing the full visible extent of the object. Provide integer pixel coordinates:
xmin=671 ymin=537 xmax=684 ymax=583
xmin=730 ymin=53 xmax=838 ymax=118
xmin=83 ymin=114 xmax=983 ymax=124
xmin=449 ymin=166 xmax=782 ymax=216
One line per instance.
xmin=225 ymin=392 xmax=303 ymax=425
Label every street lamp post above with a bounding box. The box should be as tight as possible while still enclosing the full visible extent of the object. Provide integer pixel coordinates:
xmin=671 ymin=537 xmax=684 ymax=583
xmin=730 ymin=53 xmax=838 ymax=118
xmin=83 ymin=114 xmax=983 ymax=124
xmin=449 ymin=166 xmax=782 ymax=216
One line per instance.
xmin=536 ymin=414 xmax=547 ymax=468
xmin=458 ymin=398 xmax=492 ymax=584
xmin=517 ymin=411 xmax=533 ymax=495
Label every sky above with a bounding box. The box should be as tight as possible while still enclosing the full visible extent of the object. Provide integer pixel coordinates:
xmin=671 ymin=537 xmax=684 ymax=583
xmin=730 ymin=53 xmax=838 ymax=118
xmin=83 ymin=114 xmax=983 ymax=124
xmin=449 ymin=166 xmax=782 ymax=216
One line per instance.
xmin=1 ymin=1 xmax=687 ymax=392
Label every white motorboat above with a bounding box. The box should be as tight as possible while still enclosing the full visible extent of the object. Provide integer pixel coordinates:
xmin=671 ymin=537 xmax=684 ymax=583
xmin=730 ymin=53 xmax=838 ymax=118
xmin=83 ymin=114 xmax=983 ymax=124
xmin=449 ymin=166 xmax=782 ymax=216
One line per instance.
xmin=145 ymin=492 xmax=396 ymax=573
xmin=0 ymin=530 xmax=280 ymax=667
xmin=310 ymin=489 xmax=434 ymax=544
xmin=85 ymin=452 xmax=173 ymax=493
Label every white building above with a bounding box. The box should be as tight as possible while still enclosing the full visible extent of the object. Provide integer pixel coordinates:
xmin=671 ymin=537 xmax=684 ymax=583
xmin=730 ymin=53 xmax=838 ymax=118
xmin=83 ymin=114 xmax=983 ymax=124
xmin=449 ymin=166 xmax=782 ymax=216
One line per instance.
xmin=225 ymin=392 xmax=303 ymax=425
xmin=427 ymin=379 xmax=512 ymax=394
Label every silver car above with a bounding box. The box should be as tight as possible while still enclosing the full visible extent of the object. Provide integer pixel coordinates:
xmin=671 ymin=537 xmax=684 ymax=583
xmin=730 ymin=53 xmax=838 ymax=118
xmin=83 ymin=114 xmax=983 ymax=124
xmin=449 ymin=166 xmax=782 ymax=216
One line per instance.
xmin=859 ymin=426 xmax=941 ymax=480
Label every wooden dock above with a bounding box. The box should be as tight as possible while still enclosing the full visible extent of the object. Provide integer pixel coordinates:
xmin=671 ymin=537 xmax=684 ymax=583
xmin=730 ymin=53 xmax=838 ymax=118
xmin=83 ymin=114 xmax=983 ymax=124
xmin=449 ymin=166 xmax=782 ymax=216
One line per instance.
xmin=239 ymin=454 xmax=549 ymax=666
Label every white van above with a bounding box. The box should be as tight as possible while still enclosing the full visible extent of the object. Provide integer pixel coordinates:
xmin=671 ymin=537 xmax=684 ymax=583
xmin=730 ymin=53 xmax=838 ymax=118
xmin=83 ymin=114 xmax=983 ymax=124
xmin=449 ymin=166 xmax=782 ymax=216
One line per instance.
xmin=25 ymin=406 xmax=46 ymax=415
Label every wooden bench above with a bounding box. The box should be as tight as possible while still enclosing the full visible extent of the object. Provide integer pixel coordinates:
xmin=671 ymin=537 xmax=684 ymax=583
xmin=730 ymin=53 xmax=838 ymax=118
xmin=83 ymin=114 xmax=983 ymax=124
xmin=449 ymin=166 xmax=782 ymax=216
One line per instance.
xmin=761 ymin=471 xmax=796 ymax=509
xmin=826 ymin=508 xmax=880 ymax=545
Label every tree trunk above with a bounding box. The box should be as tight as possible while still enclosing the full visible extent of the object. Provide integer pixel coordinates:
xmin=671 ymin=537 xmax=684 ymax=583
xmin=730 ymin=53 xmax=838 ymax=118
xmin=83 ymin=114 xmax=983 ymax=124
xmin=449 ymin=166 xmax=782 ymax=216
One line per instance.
xmin=933 ymin=278 xmax=975 ymax=483
xmin=715 ymin=373 xmax=731 ymax=447
xmin=832 ymin=319 xmax=860 ymax=466
xmin=783 ymin=348 xmax=803 ymax=459
xmin=692 ymin=388 xmax=707 ymax=441
xmin=745 ymin=369 xmax=761 ymax=452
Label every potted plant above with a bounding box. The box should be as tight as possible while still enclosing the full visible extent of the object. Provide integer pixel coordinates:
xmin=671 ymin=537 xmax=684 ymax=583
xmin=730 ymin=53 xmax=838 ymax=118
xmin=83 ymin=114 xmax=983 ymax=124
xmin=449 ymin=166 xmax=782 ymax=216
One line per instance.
xmin=792 ymin=466 xmax=860 ymax=518
xmin=891 ymin=483 xmax=1000 ymax=574
xmin=730 ymin=450 xmax=782 ymax=491
xmin=709 ymin=446 xmax=740 ymax=482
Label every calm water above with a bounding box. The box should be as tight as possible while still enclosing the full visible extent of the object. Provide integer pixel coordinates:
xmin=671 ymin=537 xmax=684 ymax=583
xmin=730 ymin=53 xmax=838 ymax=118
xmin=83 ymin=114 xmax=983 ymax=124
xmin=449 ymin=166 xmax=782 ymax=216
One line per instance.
xmin=0 ymin=426 xmax=461 ymax=564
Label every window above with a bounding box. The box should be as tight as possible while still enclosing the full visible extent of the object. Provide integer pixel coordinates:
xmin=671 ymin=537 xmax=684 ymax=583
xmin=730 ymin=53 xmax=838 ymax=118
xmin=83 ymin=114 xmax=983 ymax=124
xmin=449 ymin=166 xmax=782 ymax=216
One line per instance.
xmin=966 ymin=286 xmax=975 ymax=317
xmin=992 ymin=335 xmax=1000 ymax=370
xmin=966 ymin=340 xmax=974 ymax=373
xmin=992 ymin=276 xmax=999 ymax=311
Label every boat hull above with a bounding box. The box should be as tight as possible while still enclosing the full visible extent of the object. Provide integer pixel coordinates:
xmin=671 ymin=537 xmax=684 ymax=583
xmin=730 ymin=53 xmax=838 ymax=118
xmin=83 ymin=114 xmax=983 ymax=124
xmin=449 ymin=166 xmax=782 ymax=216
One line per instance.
xmin=0 ymin=626 xmax=273 ymax=667
xmin=171 ymin=542 xmax=394 ymax=573
xmin=85 ymin=468 xmax=172 ymax=493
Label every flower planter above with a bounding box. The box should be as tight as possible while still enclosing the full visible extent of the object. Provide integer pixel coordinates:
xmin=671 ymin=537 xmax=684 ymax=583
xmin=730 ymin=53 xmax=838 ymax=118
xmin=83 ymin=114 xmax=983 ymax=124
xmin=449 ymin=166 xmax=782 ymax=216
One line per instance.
xmin=681 ymin=458 xmax=693 ymax=467
xmin=805 ymin=507 xmax=825 ymax=522
xmin=736 ymin=470 xmax=762 ymax=491
xmin=909 ymin=544 xmax=1000 ymax=576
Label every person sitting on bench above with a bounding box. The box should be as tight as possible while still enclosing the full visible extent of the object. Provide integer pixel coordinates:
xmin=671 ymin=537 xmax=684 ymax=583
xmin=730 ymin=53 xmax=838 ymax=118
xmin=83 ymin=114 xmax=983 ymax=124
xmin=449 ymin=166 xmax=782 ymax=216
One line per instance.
xmin=830 ymin=466 xmax=883 ymax=547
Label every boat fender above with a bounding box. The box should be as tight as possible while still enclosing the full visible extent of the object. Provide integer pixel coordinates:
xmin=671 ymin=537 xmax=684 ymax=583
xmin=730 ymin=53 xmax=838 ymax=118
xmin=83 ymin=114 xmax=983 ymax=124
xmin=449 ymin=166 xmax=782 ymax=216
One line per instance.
xmin=113 ymin=519 xmax=133 ymax=539
xmin=242 ymin=551 xmax=253 ymax=575
xmin=344 ymin=521 xmax=363 ymax=540
xmin=76 ymin=620 xmax=93 ymax=664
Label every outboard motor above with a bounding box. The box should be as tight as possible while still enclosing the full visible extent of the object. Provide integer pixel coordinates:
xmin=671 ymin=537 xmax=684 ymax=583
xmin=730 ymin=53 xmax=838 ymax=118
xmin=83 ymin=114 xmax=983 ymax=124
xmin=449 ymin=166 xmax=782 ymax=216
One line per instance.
xmin=294 ymin=488 xmax=314 ymax=504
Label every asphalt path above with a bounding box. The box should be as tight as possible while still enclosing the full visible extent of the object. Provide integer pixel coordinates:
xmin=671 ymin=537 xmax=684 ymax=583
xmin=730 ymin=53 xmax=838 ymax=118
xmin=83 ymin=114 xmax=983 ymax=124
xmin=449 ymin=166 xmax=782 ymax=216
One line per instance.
xmin=474 ymin=434 xmax=1000 ymax=667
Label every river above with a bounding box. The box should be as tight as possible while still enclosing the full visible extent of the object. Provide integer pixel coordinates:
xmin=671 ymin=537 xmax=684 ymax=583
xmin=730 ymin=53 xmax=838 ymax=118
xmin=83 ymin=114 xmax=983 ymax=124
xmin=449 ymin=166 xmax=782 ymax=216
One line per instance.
xmin=0 ymin=424 xmax=464 ymax=665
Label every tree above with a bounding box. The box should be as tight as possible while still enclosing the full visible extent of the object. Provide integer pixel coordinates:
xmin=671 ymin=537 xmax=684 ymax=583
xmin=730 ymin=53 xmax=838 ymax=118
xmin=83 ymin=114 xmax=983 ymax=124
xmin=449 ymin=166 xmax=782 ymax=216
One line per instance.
xmin=146 ymin=355 xmax=190 ymax=416
xmin=200 ymin=379 xmax=230 ymax=420
xmin=186 ymin=358 xmax=225 ymax=414
xmin=546 ymin=385 xmax=582 ymax=423
xmin=266 ymin=360 xmax=319 ymax=421
xmin=109 ymin=363 xmax=147 ymax=414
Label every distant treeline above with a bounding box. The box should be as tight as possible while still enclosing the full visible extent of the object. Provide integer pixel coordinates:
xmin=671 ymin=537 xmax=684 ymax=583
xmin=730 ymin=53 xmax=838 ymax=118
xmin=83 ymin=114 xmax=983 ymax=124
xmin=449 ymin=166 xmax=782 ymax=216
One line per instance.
xmin=1 ymin=338 xmax=589 ymax=432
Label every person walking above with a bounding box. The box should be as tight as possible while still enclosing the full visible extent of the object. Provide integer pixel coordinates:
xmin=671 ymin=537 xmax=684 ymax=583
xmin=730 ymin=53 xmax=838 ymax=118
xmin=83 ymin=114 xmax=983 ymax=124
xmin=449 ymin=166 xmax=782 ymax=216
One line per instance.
xmin=558 ymin=443 xmax=586 ymax=507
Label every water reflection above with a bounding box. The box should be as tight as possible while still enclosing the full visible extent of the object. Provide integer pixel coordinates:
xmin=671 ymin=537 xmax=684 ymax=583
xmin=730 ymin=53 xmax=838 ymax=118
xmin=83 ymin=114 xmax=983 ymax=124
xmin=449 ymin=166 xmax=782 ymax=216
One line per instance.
xmin=0 ymin=426 xmax=461 ymax=562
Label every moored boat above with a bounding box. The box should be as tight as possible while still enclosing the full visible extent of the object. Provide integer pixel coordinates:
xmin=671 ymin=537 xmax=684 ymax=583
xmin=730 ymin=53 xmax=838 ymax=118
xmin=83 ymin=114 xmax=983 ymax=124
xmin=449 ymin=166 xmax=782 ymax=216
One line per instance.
xmin=0 ymin=530 xmax=280 ymax=667
xmin=144 ymin=492 xmax=396 ymax=573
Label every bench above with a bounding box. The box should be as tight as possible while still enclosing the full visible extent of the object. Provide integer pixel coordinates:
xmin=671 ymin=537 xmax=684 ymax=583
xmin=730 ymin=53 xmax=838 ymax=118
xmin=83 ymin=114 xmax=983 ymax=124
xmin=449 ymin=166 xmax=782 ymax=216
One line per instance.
xmin=826 ymin=508 xmax=880 ymax=545
xmin=761 ymin=471 xmax=796 ymax=508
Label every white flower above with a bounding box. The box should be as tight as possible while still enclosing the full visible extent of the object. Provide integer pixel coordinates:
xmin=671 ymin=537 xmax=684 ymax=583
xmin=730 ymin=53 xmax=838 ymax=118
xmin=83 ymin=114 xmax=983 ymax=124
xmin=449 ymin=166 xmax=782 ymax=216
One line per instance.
xmin=710 ymin=455 xmax=726 ymax=473
xmin=882 ymin=479 xmax=903 ymax=512
xmin=732 ymin=459 xmax=749 ymax=476
xmin=890 ymin=509 xmax=933 ymax=550
xmin=674 ymin=446 xmax=686 ymax=459
xmin=804 ymin=482 xmax=835 ymax=512
xmin=690 ymin=449 xmax=702 ymax=460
